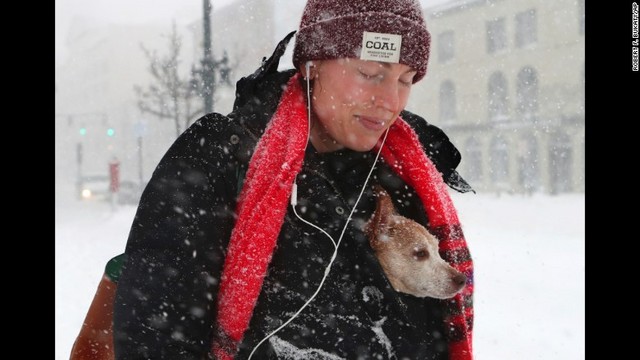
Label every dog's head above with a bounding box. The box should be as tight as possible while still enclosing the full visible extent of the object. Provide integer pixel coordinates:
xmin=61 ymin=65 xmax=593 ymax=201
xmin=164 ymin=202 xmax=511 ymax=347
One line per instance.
xmin=364 ymin=185 xmax=466 ymax=299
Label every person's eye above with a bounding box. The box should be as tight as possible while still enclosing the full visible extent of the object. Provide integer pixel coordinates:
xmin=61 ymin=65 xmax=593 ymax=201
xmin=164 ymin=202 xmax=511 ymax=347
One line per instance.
xmin=359 ymin=70 xmax=382 ymax=81
xmin=399 ymin=78 xmax=413 ymax=87
xmin=399 ymin=74 xmax=416 ymax=87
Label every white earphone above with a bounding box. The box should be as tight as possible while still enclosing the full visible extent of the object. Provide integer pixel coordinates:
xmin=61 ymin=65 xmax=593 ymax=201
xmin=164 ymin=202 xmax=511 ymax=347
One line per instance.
xmin=304 ymin=60 xmax=314 ymax=79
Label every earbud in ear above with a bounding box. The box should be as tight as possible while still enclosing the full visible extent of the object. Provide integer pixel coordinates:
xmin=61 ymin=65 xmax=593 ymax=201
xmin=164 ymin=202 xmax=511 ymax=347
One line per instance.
xmin=304 ymin=61 xmax=315 ymax=80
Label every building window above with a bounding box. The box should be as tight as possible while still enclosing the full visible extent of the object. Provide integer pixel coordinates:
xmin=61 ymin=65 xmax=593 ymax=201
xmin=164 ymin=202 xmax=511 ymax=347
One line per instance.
xmin=517 ymin=134 xmax=539 ymax=194
xmin=581 ymin=63 xmax=585 ymax=113
xmin=579 ymin=137 xmax=585 ymax=189
xmin=578 ymin=0 xmax=585 ymax=35
xmin=490 ymin=136 xmax=510 ymax=188
xmin=486 ymin=17 xmax=507 ymax=54
xmin=439 ymin=80 xmax=456 ymax=122
xmin=488 ymin=72 xmax=509 ymax=122
xmin=516 ymin=67 xmax=539 ymax=120
xmin=464 ymin=137 xmax=483 ymax=183
xmin=438 ymin=30 xmax=455 ymax=63
xmin=515 ymin=9 xmax=537 ymax=48
xmin=549 ymin=132 xmax=573 ymax=194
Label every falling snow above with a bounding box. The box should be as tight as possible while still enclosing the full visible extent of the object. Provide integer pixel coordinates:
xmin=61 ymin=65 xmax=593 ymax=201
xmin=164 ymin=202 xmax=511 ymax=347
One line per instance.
xmin=56 ymin=191 xmax=584 ymax=360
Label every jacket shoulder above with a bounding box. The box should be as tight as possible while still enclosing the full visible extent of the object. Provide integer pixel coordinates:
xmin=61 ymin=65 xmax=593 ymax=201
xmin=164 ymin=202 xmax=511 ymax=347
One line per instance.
xmin=401 ymin=110 xmax=474 ymax=193
xmin=151 ymin=112 xmax=250 ymax=172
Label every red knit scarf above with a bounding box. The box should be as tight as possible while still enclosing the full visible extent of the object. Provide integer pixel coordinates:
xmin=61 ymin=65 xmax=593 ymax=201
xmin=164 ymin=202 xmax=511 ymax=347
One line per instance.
xmin=213 ymin=73 xmax=474 ymax=360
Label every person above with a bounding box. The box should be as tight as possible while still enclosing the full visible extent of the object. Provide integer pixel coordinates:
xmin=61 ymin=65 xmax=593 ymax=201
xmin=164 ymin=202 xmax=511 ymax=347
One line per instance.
xmin=113 ymin=0 xmax=475 ymax=359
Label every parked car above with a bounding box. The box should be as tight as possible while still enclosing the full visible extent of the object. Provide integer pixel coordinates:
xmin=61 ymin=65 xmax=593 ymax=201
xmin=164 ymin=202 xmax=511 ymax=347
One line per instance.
xmin=77 ymin=175 xmax=110 ymax=201
xmin=76 ymin=175 xmax=145 ymax=205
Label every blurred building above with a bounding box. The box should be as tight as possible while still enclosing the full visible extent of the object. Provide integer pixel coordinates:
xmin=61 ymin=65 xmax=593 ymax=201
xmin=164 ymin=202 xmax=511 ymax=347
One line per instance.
xmin=202 ymin=0 xmax=307 ymax=114
xmin=207 ymin=0 xmax=585 ymax=194
xmin=55 ymin=19 xmax=200 ymax=196
xmin=409 ymin=0 xmax=585 ymax=194
xmin=56 ymin=0 xmax=584 ymax=197
xmin=55 ymin=0 xmax=305 ymax=198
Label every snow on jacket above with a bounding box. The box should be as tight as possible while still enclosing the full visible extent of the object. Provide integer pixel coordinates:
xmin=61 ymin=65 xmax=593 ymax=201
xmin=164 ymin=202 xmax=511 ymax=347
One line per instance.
xmin=113 ymin=38 xmax=472 ymax=360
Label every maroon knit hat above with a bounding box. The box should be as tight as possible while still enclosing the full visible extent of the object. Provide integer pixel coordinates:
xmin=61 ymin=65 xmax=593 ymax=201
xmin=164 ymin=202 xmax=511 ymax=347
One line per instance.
xmin=293 ymin=0 xmax=431 ymax=83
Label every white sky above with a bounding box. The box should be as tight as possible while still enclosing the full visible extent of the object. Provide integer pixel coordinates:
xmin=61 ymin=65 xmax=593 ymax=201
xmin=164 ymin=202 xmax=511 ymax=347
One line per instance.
xmin=55 ymin=0 xmax=451 ymax=66
xmin=55 ymin=0 xmax=238 ymax=65
xmin=55 ymin=192 xmax=585 ymax=360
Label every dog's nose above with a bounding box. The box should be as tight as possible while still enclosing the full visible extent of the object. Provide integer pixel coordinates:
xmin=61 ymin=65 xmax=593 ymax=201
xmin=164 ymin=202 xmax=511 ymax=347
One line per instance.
xmin=452 ymin=273 xmax=467 ymax=287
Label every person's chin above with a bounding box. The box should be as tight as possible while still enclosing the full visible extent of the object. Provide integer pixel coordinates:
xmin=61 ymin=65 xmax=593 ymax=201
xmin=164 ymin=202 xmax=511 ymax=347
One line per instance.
xmin=348 ymin=138 xmax=379 ymax=152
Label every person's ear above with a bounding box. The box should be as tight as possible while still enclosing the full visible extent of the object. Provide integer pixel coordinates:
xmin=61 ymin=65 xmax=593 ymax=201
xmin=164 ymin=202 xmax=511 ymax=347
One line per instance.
xmin=303 ymin=61 xmax=316 ymax=80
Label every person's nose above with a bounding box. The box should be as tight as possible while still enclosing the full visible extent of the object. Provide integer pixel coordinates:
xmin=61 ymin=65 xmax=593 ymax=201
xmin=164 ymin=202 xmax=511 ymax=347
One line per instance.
xmin=372 ymin=80 xmax=400 ymax=114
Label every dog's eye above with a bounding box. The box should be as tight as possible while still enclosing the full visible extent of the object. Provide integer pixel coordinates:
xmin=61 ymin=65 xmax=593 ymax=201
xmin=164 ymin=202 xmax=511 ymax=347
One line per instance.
xmin=413 ymin=249 xmax=429 ymax=260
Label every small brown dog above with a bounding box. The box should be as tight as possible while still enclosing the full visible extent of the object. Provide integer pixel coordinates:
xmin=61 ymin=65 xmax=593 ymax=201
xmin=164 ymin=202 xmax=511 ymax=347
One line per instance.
xmin=364 ymin=186 xmax=466 ymax=299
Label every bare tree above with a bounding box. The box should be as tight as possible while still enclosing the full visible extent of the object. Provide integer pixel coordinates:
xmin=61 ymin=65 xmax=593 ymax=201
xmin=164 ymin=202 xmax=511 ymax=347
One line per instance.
xmin=135 ymin=22 xmax=202 ymax=138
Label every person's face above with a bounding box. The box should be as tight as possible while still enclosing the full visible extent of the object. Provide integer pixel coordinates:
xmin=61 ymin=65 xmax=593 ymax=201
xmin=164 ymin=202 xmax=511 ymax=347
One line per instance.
xmin=306 ymin=58 xmax=417 ymax=153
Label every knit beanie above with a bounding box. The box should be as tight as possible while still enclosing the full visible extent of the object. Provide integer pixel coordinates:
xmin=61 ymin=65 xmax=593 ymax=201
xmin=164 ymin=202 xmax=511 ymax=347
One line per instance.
xmin=292 ymin=0 xmax=431 ymax=83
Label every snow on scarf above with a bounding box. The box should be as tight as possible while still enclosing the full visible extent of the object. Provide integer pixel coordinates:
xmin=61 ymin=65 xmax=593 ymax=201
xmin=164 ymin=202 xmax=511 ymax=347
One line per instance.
xmin=212 ymin=73 xmax=474 ymax=360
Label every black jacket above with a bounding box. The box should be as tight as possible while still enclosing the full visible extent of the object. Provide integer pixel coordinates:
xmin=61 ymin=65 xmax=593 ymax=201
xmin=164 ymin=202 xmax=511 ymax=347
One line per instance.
xmin=113 ymin=32 xmax=472 ymax=360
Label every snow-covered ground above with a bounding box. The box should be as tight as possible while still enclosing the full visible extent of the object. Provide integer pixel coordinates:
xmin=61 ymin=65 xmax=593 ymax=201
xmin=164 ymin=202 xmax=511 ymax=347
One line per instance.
xmin=55 ymin=190 xmax=585 ymax=359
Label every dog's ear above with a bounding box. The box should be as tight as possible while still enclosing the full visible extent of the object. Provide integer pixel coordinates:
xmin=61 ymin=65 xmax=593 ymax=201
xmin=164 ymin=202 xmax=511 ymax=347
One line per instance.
xmin=366 ymin=185 xmax=397 ymax=250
